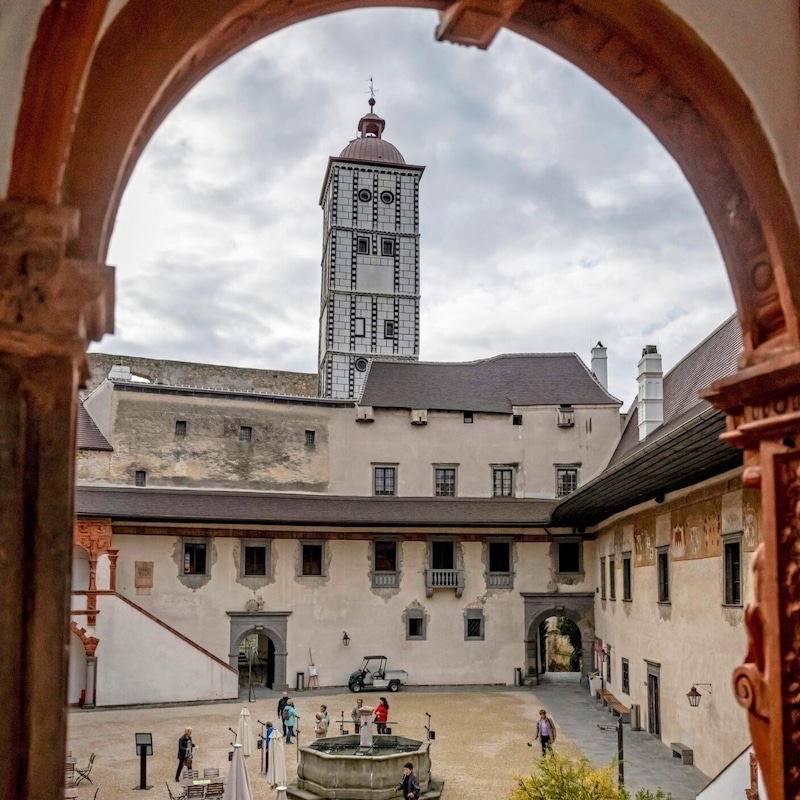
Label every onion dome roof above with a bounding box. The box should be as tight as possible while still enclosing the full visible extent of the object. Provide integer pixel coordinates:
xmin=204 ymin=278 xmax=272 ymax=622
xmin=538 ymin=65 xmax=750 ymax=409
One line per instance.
xmin=338 ymin=97 xmax=405 ymax=164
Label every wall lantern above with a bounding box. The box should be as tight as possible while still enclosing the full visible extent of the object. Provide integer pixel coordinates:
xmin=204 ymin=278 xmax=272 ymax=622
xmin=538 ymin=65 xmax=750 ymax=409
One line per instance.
xmin=687 ymin=683 xmax=712 ymax=707
xmin=342 ymin=631 xmax=350 ymax=647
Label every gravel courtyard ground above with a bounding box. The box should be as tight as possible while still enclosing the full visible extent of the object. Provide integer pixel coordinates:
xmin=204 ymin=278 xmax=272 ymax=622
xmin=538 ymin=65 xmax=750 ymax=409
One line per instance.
xmin=66 ymin=686 xmax=582 ymax=799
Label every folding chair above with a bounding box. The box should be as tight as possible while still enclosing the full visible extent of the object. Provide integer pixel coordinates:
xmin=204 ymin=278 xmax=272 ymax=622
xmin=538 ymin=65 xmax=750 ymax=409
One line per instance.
xmin=203 ymin=767 xmax=220 ymax=778
xmin=165 ymin=782 xmax=186 ymax=800
xmin=185 ymin=786 xmax=205 ymax=799
xmin=205 ymin=781 xmax=224 ymax=797
xmin=75 ymin=752 xmax=95 ymax=785
xmin=182 ymin=769 xmax=199 ymax=780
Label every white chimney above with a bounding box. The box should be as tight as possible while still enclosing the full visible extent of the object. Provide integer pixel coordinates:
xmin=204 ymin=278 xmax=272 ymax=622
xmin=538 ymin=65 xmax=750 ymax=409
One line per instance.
xmin=637 ymin=345 xmax=663 ymax=441
xmin=108 ymin=364 xmax=132 ymax=381
xmin=591 ymin=341 xmax=608 ymax=389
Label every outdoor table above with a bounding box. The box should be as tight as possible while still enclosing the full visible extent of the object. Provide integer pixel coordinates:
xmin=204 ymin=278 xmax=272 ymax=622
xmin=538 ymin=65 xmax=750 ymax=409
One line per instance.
xmin=180 ymin=776 xmax=227 ymax=794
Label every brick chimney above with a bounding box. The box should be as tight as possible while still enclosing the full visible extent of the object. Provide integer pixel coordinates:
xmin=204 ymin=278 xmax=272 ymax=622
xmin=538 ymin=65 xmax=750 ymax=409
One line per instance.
xmin=637 ymin=345 xmax=663 ymax=441
xmin=591 ymin=341 xmax=608 ymax=390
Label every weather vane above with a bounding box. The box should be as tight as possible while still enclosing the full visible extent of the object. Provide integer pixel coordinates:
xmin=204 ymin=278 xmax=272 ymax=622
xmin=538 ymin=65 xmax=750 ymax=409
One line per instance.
xmin=366 ymin=76 xmax=379 ymax=106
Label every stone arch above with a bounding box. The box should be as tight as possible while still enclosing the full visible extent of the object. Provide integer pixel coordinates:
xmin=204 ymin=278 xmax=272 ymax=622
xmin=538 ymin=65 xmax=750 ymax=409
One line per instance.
xmin=522 ymin=592 xmax=594 ymax=681
xmin=227 ymin=612 xmax=289 ymax=691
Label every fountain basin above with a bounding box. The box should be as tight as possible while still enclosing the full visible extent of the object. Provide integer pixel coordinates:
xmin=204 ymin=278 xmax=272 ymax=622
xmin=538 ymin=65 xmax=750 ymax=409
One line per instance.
xmin=291 ymin=735 xmax=433 ymax=800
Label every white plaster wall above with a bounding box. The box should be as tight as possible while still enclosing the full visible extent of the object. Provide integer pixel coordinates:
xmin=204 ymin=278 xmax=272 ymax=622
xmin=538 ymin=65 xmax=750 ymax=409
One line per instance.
xmin=593 ymin=484 xmax=753 ymax=777
xmin=68 ymin=633 xmax=87 ymax=706
xmin=93 ymin=593 xmax=238 ymax=706
xmin=109 ymin=533 xmax=585 ymax=693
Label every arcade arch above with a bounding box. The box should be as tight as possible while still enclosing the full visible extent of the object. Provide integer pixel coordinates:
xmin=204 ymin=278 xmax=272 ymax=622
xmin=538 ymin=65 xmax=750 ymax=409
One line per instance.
xmin=4 ymin=3 xmax=800 ymax=798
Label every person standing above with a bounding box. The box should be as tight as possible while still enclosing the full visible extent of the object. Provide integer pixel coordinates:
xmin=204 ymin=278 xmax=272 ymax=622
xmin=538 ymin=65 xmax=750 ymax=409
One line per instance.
xmin=284 ymin=699 xmax=297 ymax=743
xmin=396 ymin=762 xmax=420 ymax=799
xmin=351 ymin=698 xmax=364 ymax=733
xmin=175 ymin=726 xmax=195 ymax=782
xmin=374 ymin=696 xmax=390 ymax=734
xmin=531 ymin=708 xmax=556 ymax=755
xmin=277 ymin=691 xmax=291 ymax=736
xmin=314 ymin=704 xmax=330 ymax=738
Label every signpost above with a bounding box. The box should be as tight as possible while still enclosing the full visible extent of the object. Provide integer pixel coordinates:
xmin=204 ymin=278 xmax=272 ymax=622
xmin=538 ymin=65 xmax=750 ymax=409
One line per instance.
xmin=134 ymin=732 xmax=153 ymax=790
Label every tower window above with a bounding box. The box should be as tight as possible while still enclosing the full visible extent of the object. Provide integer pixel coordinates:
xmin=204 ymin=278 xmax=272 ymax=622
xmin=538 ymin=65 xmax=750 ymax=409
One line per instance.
xmin=135 ymin=470 xmax=146 ymax=487
xmin=356 ymin=237 xmax=370 ymax=254
xmin=239 ymin=425 xmax=252 ymax=442
xmin=380 ymin=191 xmax=394 ymax=204
xmin=381 ymin=238 xmax=395 ymax=256
xmin=354 ymin=357 xmax=368 ymax=372
xmin=512 ymin=415 xmax=523 ymax=426
xmin=358 ymin=188 xmax=372 ymax=202
xmin=384 ymin=320 xmax=396 ymax=339
xmin=355 ymin=317 xmax=366 ymax=337
xmin=305 ymin=430 xmax=316 ymax=445
xmin=175 ymin=420 xmax=187 ymax=436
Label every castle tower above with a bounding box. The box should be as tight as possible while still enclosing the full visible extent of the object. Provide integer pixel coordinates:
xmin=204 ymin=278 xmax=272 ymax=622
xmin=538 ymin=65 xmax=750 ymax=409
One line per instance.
xmin=317 ymin=96 xmax=424 ymax=398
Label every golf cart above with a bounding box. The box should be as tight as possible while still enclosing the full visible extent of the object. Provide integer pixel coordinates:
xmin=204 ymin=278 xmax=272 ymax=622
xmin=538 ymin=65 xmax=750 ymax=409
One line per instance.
xmin=348 ymin=655 xmax=408 ymax=693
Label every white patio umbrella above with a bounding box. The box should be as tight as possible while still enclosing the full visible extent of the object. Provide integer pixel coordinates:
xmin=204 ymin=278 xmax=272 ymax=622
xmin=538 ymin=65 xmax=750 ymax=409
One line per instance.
xmin=266 ymin=725 xmax=287 ymax=788
xmin=223 ymin=743 xmax=253 ymax=800
xmin=236 ymin=707 xmax=255 ymax=757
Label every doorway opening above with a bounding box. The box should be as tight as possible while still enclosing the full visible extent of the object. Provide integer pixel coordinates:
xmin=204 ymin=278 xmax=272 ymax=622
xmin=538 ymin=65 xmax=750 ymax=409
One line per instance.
xmin=238 ymin=631 xmax=275 ymax=690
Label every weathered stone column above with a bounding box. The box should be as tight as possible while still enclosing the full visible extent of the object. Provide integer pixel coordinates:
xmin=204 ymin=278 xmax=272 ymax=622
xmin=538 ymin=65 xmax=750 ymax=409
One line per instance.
xmin=705 ymin=362 xmax=800 ymax=800
xmin=0 ymin=201 xmax=113 ymax=799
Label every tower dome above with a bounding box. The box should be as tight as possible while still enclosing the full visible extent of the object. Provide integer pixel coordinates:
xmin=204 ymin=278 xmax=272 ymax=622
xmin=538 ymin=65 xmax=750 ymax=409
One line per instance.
xmin=338 ymin=98 xmax=405 ymax=164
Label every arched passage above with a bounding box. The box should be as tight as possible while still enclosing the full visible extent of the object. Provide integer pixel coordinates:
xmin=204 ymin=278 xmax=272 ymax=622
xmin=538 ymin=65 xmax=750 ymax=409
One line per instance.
xmin=522 ymin=592 xmax=594 ymax=683
xmin=227 ymin=611 xmax=290 ymax=691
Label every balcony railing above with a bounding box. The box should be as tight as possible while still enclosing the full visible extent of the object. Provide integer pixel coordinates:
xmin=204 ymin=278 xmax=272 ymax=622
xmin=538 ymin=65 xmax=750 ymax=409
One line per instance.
xmin=425 ymin=568 xmax=464 ymax=597
xmin=372 ymin=571 xmax=399 ymax=589
xmin=487 ymin=572 xmax=513 ymax=589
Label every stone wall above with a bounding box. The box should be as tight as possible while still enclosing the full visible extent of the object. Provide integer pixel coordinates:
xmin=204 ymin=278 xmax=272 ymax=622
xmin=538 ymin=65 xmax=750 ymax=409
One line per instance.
xmin=85 ymin=353 xmax=317 ymax=396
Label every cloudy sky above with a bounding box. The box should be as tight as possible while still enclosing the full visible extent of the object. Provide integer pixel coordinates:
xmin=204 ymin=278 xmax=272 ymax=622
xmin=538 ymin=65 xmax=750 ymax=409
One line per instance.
xmin=101 ymin=7 xmax=735 ymax=405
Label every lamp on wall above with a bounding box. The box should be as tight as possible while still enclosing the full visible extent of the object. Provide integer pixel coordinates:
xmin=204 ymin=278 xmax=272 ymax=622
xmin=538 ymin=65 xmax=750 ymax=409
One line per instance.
xmin=687 ymin=683 xmax=712 ymax=707
xmin=342 ymin=631 xmax=350 ymax=647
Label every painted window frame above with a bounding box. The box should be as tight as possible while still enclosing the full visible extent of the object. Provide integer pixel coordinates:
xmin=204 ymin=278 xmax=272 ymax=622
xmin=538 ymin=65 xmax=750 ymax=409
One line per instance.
xmin=240 ymin=540 xmax=271 ymax=578
xmin=622 ymin=552 xmax=632 ymax=601
xmin=609 ymin=556 xmax=616 ymax=600
xmin=372 ymin=539 xmax=399 ymax=588
xmin=723 ymin=533 xmax=743 ymax=607
xmin=657 ymin=546 xmax=670 ymax=603
xmin=600 ymin=556 xmax=607 ymax=599
xmin=557 ymin=539 xmax=582 ymax=574
xmin=300 ymin=541 xmax=326 ymax=577
xmin=182 ymin=540 xmax=208 ymax=576
xmin=406 ymin=610 xmax=426 ymax=641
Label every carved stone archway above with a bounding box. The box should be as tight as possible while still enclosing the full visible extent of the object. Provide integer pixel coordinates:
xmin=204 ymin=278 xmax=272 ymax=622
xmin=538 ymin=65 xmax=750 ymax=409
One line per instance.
xmin=5 ymin=2 xmax=800 ymax=797
xmin=227 ymin=611 xmax=290 ymax=691
xmin=522 ymin=592 xmax=594 ymax=682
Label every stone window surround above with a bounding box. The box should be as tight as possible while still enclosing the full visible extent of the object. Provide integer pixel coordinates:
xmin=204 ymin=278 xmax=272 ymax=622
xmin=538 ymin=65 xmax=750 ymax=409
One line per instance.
xmin=723 ymin=532 xmax=743 ymax=607
xmin=464 ymin=608 xmax=485 ymax=641
xmin=433 ymin=464 xmax=457 ymax=497
xmin=240 ymin=539 xmax=271 ymax=579
xmin=555 ymin=464 xmax=580 ymax=497
xmin=405 ymin=608 xmax=426 ymax=641
xmin=373 ymin=464 xmax=397 ymax=496
xmin=622 ymin=551 xmax=632 ymax=601
xmin=299 ymin=540 xmax=326 ymax=577
xmin=657 ymin=546 xmax=670 ymax=604
xmin=491 ymin=465 xmax=515 ymax=498
xmin=556 ymin=538 xmax=583 ymax=576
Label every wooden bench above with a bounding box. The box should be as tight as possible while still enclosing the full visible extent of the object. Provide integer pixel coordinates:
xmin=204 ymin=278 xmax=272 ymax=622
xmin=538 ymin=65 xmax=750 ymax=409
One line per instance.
xmin=670 ymin=742 xmax=694 ymax=765
xmin=597 ymin=689 xmax=630 ymax=723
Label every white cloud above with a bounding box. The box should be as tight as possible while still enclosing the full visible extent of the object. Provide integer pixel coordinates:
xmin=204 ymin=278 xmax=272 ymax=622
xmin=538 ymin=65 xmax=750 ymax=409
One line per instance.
xmin=102 ymin=7 xmax=735 ymax=404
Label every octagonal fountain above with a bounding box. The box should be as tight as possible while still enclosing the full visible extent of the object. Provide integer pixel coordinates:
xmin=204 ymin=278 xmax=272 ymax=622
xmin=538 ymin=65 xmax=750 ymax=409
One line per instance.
xmin=286 ymin=735 xmax=443 ymax=800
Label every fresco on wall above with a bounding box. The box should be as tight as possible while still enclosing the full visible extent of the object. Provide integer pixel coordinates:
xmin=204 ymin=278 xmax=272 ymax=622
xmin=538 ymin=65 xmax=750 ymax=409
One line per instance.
xmin=670 ymin=498 xmax=722 ymax=560
xmin=742 ymin=489 xmax=762 ymax=551
xmin=633 ymin=517 xmax=656 ymax=567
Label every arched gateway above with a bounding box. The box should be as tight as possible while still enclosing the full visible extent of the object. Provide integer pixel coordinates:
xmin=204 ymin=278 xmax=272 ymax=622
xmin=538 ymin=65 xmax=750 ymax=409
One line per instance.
xmin=4 ymin=3 xmax=800 ymax=798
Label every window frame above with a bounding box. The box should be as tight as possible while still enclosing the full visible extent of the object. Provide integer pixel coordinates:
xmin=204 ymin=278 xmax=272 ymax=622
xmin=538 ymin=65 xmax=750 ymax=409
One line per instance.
xmin=492 ymin=466 xmax=514 ymax=498
xmin=372 ymin=539 xmax=398 ymax=588
xmin=239 ymin=425 xmax=253 ymax=442
xmin=557 ymin=539 xmax=582 ymax=574
xmin=600 ymin=556 xmax=607 ymax=599
xmin=622 ymin=552 xmax=632 ymax=601
xmin=240 ymin=540 xmax=270 ymax=578
xmin=512 ymin=414 xmax=523 ymax=426
xmin=464 ymin=608 xmax=485 ymax=641
xmin=556 ymin=465 xmax=579 ymax=497
xmin=175 ymin=420 xmax=187 ymax=436
xmin=657 ymin=546 xmax=670 ymax=603
xmin=406 ymin=610 xmax=426 ymax=641
xmin=608 ymin=556 xmax=616 ymax=600
xmin=434 ymin=466 xmax=457 ymax=497
xmin=723 ymin=533 xmax=743 ymax=607
xmin=356 ymin=237 xmax=370 ymax=254
xmin=182 ymin=540 xmax=208 ymax=576
xmin=621 ymin=658 xmax=630 ymax=694
xmin=305 ymin=429 xmax=316 ymax=446
xmin=384 ymin=320 xmax=396 ymax=339
xmin=373 ymin=465 xmax=397 ymax=496
xmin=381 ymin=237 xmax=395 ymax=256
xmin=355 ymin=317 xmax=366 ymax=337
xmin=134 ymin=470 xmax=147 ymax=487
xmin=463 ymin=411 xmax=473 ymax=424
xmin=300 ymin=541 xmax=325 ymax=577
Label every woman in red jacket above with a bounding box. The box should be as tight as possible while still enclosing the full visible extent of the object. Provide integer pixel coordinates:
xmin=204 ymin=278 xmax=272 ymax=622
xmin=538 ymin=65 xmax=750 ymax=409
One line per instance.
xmin=374 ymin=697 xmax=390 ymax=734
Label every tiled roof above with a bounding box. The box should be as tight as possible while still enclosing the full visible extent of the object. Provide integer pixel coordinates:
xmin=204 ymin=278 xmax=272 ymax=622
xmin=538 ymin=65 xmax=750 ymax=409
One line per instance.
xmin=609 ymin=314 xmax=741 ymax=466
xmin=552 ymin=314 xmax=743 ymax=527
xmin=359 ymin=353 xmax=621 ymax=412
xmin=75 ymin=486 xmax=556 ymax=527
xmin=77 ymin=404 xmax=112 ymax=451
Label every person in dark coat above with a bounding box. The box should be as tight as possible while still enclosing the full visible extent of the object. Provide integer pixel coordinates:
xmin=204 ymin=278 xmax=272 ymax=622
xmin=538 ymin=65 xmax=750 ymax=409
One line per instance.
xmin=396 ymin=762 xmax=420 ymax=799
xmin=175 ymin=727 xmax=195 ymax=781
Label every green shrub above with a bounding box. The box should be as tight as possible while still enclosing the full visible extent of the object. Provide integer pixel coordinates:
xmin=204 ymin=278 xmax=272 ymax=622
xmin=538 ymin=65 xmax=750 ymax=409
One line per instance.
xmin=633 ymin=791 xmax=674 ymax=800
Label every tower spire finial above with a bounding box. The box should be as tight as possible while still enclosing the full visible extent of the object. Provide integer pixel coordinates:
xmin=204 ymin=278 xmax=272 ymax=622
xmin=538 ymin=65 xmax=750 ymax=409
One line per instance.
xmin=366 ymin=76 xmax=378 ymax=109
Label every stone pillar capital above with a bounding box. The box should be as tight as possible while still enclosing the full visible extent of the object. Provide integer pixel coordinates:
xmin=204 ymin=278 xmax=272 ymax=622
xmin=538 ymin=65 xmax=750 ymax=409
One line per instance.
xmin=0 ymin=201 xmax=114 ymax=373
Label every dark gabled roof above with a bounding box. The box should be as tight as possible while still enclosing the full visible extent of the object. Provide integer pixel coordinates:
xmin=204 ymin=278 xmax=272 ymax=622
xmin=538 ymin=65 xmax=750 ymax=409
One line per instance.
xmin=551 ymin=315 xmax=743 ymax=527
xmin=75 ymin=486 xmax=557 ymax=528
xmin=359 ymin=354 xmax=621 ymax=413
xmin=77 ymin=404 xmax=112 ymax=451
